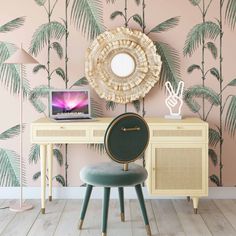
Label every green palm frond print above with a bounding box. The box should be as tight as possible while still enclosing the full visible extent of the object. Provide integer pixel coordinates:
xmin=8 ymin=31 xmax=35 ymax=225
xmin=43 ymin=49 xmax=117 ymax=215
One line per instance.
xmin=0 ymin=0 xmax=235 ymax=188
xmin=0 ymin=43 xmax=19 ymax=91
xmin=206 ymin=42 xmax=218 ymax=59
xmin=184 ymin=85 xmax=220 ymax=114
xmin=70 ymin=77 xmax=89 ymax=88
xmin=0 ymin=124 xmax=25 ymax=186
xmin=71 ymin=0 xmax=105 ymax=39
xmin=209 ymin=128 xmax=221 ymax=147
xmin=184 ymin=21 xmax=220 ymax=56
xmin=0 ymin=17 xmax=26 ymax=186
xmin=0 ymin=148 xmax=20 ymax=186
xmin=209 ymin=149 xmax=218 ymax=166
xmin=0 ymin=17 xmax=25 ymax=33
xmin=29 ymin=85 xmax=50 ymax=114
xmin=0 ymin=124 xmax=23 ymax=140
xmin=51 ymin=42 xmax=63 ymax=59
xmin=184 ymin=0 xmax=236 ymax=187
xmin=0 ymin=18 xmax=29 ymax=98
xmin=155 ymin=41 xmax=181 ymax=89
xmin=29 ymin=144 xmax=40 ymax=164
xmin=34 ymin=0 xmax=46 ymax=6
xmin=188 ymin=0 xmax=201 ymax=6
xmin=225 ymin=96 xmax=236 ymax=137
xmin=29 ymin=21 xmax=66 ymax=56
xmin=149 ymin=17 xmax=180 ymax=34
xmin=225 ymin=0 xmax=236 ymax=29
xmin=132 ymin=14 xmax=143 ymax=28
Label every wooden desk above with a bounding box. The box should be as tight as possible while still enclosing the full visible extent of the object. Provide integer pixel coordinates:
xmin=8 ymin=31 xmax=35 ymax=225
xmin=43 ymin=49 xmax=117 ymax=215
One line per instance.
xmin=31 ymin=117 xmax=208 ymax=214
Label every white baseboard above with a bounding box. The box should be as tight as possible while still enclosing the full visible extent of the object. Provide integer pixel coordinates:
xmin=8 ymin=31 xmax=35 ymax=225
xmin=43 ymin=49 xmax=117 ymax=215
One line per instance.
xmin=0 ymin=187 xmax=236 ymax=199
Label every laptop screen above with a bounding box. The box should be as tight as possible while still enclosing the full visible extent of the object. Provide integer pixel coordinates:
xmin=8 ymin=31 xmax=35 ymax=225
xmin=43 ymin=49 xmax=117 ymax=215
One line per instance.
xmin=50 ymin=90 xmax=90 ymax=118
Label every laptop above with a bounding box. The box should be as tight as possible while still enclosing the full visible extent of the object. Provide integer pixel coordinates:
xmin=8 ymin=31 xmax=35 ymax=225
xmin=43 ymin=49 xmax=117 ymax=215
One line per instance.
xmin=49 ymin=89 xmax=93 ymax=121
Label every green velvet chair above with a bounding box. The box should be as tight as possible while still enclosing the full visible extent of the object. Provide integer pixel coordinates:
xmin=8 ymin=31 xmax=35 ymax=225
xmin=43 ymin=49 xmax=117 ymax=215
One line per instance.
xmin=78 ymin=113 xmax=151 ymax=236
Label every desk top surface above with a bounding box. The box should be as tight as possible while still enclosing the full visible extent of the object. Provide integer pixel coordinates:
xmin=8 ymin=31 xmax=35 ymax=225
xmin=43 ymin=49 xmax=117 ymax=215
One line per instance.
xmin=32 ymin=117 xmax=207 ymax=125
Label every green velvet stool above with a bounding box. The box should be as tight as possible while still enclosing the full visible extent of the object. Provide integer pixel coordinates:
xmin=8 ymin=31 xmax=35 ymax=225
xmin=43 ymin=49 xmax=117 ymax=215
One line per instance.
xmin=78 ymin=113 xmax=151 ymax=236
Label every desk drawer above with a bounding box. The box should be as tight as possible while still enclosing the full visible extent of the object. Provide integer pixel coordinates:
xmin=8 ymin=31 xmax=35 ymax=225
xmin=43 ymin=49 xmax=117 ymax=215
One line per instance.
xmin=32 ymin=125 xmax=90 ymax=143
xmin=151 ymin=125 xmax=207 ymax=143
xmin=91 ymin=128 xmax=106 ymax=142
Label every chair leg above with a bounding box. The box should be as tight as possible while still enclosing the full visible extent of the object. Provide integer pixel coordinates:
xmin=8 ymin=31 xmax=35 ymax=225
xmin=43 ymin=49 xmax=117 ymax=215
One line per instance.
xmin=102 ymin=187 xmax=110 ymax=236
xmin=135 ymin=184 xmax=151 ymax=236
xmin=118 ymin=187 xmax=125 ymax=222
xmin=78 ymin=184 xmax=93 ymax=230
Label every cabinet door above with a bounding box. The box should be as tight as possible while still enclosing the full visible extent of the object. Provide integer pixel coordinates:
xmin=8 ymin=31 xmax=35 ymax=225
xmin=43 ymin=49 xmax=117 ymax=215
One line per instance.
xmin=150 ymin=143 xmax=208 ymax=196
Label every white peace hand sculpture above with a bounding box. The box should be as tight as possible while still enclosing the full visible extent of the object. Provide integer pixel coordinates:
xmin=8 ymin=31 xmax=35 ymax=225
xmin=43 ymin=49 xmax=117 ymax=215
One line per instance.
xmin=165 ymin=81 xmax=184 ymax=119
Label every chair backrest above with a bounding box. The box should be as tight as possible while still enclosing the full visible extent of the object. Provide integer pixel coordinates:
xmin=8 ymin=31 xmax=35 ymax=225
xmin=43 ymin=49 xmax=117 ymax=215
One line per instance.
xmin=104 ymin=112 xmax=149 ymax=164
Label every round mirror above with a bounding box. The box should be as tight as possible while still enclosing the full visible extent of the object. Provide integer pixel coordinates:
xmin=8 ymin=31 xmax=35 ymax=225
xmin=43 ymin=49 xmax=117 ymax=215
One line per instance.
xmin=85 ymin=27 xmax=162 ymax=103
xmin=111 ymin=53 xmax=135 ymax=77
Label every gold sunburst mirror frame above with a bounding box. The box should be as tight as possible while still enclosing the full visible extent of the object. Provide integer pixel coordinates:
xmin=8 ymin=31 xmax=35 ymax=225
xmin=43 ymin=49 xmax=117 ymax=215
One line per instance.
xmin=85 ymin=27 xmax=162 ymax=104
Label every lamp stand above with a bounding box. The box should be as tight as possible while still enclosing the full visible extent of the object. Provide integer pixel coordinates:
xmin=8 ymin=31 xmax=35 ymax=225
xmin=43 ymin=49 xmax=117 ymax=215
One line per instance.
xmin=9 ymin=62 xmax=33 ymax=212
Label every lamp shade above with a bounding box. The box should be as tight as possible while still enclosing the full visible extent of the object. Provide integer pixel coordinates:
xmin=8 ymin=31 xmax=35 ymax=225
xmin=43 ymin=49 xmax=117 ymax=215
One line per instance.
xmin=4 ymin=47 xmax=38 ymax=64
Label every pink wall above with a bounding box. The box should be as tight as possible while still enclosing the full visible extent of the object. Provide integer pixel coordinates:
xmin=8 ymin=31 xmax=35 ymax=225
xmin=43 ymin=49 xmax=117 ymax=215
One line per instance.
xmin=0 ymin=0 xmax=236 ymax=187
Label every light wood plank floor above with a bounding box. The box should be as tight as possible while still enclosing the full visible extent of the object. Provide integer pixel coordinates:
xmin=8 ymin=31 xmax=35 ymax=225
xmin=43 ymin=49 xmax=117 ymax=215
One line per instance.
xmin=0 ymin=199 xmax=236 ymax=236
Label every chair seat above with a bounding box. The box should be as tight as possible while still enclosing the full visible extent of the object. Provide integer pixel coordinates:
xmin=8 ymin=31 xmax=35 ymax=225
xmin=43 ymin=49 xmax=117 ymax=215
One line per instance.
xmin=80 ymin=162 xmax=148 ymax=187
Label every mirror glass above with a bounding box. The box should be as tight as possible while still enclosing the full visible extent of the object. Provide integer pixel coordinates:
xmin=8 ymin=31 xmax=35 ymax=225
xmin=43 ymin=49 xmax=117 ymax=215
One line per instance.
xmin=111 ymin=53 xmax=135 ymax=77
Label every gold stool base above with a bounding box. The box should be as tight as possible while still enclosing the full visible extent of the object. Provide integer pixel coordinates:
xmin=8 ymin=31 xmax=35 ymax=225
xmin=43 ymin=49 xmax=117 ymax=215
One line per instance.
xmin=41 ymin=208 xmax=45 ymax=214
xmin=146 ymin=224 xmax=152 ymax=236
xmin=78 ymin=219 xmax=84 ymax=230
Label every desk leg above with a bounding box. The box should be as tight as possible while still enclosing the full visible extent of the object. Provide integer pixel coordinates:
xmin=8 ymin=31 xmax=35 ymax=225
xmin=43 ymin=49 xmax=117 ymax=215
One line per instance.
xmin=47 ymin=144 xmax=53 ymax=202
xmin=192 ymin=197 xmax=199 ymax=214
xmin=40 ymin=144 xmax=46 ymax=214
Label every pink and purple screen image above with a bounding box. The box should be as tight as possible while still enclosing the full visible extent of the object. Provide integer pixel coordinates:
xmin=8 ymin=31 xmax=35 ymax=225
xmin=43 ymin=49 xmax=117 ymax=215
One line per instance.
xmin=51 ymin=91 xmax=89 ymax=115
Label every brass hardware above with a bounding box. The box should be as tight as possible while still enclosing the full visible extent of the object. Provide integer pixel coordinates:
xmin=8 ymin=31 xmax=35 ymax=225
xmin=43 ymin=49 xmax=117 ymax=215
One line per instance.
xmin=121 ymin=212 xmax=125 ymax=222
xmin=123 ymin=163 xmax=128 ymax=171
xmin=145 ymin=224 xmax=152 ymax=236
xmin=121 ymin=126 xmax=140 ymax=132
xmin=78 ymin=219 xmax=84 ymax=230
xmin=41 ymin=208 xmax=45 ymax=214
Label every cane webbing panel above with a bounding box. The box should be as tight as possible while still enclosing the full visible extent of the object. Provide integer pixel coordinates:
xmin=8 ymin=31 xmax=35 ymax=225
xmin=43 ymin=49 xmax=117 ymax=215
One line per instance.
xmin=36 ymin=130 xmax=87 ymax=137
xmin=153 ymin=129 xmax=202 ymax=137
xmin=93 ymin=130 xmax=105 ymax=137
xmin=154 ymin=148 xmax=202 ymax=190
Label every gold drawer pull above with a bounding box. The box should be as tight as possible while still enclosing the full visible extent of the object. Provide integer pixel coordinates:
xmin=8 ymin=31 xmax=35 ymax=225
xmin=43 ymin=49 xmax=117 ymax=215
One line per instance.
xmin=121 ymin=127 xmax=140 ymax=132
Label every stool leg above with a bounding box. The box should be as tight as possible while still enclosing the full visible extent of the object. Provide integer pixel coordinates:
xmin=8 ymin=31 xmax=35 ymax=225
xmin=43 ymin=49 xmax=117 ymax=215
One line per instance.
xmin=102 ymin=187 xmax=110 ymax=236
xmin=135 ymin=184 xmax=151 ymax=236
xmin=118 ymin=187 xmax=125 ymax=222
xmin=78 ymin=184 xmax=93 ymax=230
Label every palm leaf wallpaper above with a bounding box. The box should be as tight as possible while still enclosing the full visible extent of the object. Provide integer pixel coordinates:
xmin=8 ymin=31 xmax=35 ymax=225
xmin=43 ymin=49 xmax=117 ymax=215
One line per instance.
xmin=0 ymin=0 xmax=236 ymax=187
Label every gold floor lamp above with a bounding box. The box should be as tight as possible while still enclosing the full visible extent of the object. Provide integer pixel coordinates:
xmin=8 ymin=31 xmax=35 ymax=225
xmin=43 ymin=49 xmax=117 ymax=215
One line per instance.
xmin=4 ymin=44 xmax=38 ymax=212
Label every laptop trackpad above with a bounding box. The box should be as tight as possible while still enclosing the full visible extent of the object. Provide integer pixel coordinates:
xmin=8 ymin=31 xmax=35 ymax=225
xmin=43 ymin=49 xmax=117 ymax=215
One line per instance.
xmin=54 ymin=118 xmax=97 ymax=122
